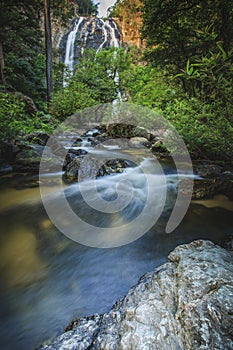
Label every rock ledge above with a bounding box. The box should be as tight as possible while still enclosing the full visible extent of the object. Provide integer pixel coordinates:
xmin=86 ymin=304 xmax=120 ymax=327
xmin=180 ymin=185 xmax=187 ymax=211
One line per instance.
xmin=40 ymin=240 xmax=233 ymax=350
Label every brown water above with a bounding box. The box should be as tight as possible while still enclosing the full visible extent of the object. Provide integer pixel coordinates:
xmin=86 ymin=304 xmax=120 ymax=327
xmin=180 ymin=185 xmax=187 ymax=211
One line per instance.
xmin=0 ymin=170 xmax=232 ymax=350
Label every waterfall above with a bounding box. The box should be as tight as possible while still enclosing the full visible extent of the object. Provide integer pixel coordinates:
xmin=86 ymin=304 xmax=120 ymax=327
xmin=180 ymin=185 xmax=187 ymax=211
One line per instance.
xmin=64 ymin=17 xmax=84 ymax=73
xmin=62 ymin=17 xmax=121 ymax=77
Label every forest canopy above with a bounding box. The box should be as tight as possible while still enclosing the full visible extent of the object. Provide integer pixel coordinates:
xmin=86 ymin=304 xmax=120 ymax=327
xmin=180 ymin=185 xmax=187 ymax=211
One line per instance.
xmin=0 ymin=0 xmax=232 ymax=162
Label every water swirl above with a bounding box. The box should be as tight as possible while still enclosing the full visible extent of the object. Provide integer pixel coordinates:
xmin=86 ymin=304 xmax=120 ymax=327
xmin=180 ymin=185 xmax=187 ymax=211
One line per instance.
xmin=39 ymin=102 xmax=193 ymax=247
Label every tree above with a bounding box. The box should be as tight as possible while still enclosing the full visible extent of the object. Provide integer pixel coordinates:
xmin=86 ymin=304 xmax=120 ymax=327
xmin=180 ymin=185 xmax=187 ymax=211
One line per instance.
xmin=44 ymin=0 xmax=53 ymax=102
xmin=141 ymin=0 xmax=233 ymax=69
xmin=52 ymin=48 xmax=129 ymax=119
xmin=0 ymin=0 xmax=45 ymax=102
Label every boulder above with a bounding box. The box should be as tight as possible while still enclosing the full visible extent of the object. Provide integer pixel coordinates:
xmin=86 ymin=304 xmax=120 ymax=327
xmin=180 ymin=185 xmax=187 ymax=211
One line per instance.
xmin=191 ymin=163 xmax=233 ymax=199
xmin=40 ymin=240 xmax=233 ymax=350
xmin=13 ymin=144 xmax=63 ymax=173
xmin=106 ymin=123 xmax=153 ymax=141
xmin=63 ymin=157 xmax=133 ymax=183
xmin=23 ymin=132 xmax=49 ymax=146
xmin=129 ymin=137 xmax=149 ymax=148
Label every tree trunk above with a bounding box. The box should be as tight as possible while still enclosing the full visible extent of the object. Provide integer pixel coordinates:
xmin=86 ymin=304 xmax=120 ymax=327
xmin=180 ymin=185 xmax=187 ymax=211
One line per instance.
xmin=0 ymin=42 xmax=6 ymax=86
xmin=44 ymin=0 xmax=53 ymax=102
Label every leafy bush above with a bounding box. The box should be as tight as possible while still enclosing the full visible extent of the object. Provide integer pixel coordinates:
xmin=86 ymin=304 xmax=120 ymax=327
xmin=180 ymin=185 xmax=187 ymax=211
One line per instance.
xmin=0 ymin=92 xmax=56 ymax=141
xmin=51 ymin=48 xmax=129 ymax=120
xmin=162 ymin=97 xmax=233 ymax=160
xmin=121 ymin=64 xmax=176 ymax=109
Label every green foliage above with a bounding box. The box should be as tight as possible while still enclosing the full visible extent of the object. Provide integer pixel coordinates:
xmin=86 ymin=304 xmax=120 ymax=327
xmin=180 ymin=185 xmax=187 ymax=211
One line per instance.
xmin=51 ymin=82 xmax=97 ymax=120
xmin=5 ymin=53 xmax=46 ymax=105
xmin=175 ymin=45 xmax=233 ymax=106
xmin=0 ymin=0 xmax=46 ymax=105
xmin=163 ymin=97 xmax=233 ymax=160
xmin=0 ymin=92 xmax=56 ymax=141
xmin=142 ymin=0 xmax=233 ymax=69
xmin=52 ymin=48 xmax=130 ymax=120
xmin=119 ymin=59 xmax=233 ymax=160
xmin=121 ymin=64 xmax=175 ymax=109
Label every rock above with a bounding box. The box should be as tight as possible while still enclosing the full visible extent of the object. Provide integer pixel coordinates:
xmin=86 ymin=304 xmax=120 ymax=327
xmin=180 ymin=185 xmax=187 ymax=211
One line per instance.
xmin=106 ymin=123 xmax=153 ymax=141
xmin=13 ymin=144 xmax=45 ymax=172
xmin=191 ymin=163 xmax=233 ymax=199
xmin=129 ymin=137 xmax=148 ymax=148
xmin=14 ymin=92 xmax=38 ymax=115
xmin=78 ymin=157 xmax=101 ymax=182
xmin=180 ymin=178 xmax=218 ymax=199
xmin=13 ymin=144 xmax=63 ymax=173
xmin=63 ymin=157 xmax=132 ymax=183
xmin=0 ymin=140 xmax=16 ymax=167
xmin=23 ymin=132 xmax=49 ymax=146
xmin=62 ymin=157 xmax=81 ymax=183
xmin=97 ymin=159 xmax=133 ymax=177
xmin=40 ymin=240 xmax=233 ymax=350
xmin=195 ymin=163 xmax=222 ymax=178
xmin=151 ymin=140 xmax=169 ymax=156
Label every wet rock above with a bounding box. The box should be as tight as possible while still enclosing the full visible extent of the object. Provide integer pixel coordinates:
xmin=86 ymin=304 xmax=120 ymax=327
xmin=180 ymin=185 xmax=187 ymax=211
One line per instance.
xmin=151 ymin=140 xmax=169 ymax=156
xmin=13 ymin=144 xmax=63 ymax=173
xmin=63 ymin=156 xmax=102 ymax=183
xmin=63 ymin=157 xmax=133 ymax=183
xmin=13 ymin=144 xmax=45 ymax=172
xmin=14 ymin=92 xmax=38 ymax=115
xmin=68 ymin=149 xmax=88 ymax=156
xmin=191 ymin=163 xmax=233 ymax=199
xmin=106 ymin=123 xmax=153 ymax=140
xmin=40 ymin=240 xmax=233 ymax=350
xmin=195 ymin=163 xmax=222 ymax=178
xmin=97 ymin=159 xmax=132 ymax=177
xmin=180 ymin=178 xmax=218 ymax=199
xmin=62 ymin=157 xmax=81 ymax=183
xmin=129 ymin=137 xmax=148 ymax=148
xmin=221 ymin=234 xmax=233 ymax=251
xmin=0 ymin=140 xmax=16 ymax=167
xmin=78 ymin=157 xmax=101 ymax=182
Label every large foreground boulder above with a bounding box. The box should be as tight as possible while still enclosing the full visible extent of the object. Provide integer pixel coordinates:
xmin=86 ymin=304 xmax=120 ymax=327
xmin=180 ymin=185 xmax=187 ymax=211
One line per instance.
xmin=40 ymin=240 xmax=233 ymax=350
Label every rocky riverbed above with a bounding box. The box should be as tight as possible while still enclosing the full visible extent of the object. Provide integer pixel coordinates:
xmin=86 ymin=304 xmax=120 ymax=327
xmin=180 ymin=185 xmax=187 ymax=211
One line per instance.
xmin=1 ymin=124 xmax=233 ymax=200
xmin=40 ymin=239 xmax=233 ymax=350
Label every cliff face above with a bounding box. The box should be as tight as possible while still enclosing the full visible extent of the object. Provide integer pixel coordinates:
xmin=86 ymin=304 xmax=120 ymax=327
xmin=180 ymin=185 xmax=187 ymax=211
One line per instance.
xmin=40 ymin=240 xmax=233 ymax=350
xmin=114 ymin=16 xmax=143 ymax=48
xmin=111 ymin=0 xmax=144 ymax=48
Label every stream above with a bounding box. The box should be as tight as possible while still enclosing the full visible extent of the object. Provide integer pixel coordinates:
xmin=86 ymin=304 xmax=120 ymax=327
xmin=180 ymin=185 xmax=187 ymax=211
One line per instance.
xmin=0 ymin=145 xmax=233 ymax=349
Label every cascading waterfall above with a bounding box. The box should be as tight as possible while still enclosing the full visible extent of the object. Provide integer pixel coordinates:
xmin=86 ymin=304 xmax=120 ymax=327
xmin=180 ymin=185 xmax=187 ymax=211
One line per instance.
xmin=64 ymin=17 xmax=84 ymax=72
xmin=63 ymin=17 xmax=121 ymax=94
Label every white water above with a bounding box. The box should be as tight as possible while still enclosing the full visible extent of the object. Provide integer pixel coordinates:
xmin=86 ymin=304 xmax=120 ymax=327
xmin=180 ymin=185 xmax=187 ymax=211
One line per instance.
xmin=64 ymin=17 xmax=84 ymax=73
xmin=63 ymin=17 xmax=122 ymax=99
xmin=1 ymin=159 xmax=232 ymax=349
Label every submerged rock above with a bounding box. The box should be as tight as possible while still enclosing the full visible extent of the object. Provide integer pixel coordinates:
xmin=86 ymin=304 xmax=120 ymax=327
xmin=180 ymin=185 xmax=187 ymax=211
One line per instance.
xmin=40 ymin=240 xmax=233 ymax=350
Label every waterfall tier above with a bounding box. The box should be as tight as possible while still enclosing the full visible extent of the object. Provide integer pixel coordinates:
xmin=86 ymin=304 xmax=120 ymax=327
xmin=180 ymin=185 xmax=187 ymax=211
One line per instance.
xmin=62 ymin=17 xmax=121 ymax=74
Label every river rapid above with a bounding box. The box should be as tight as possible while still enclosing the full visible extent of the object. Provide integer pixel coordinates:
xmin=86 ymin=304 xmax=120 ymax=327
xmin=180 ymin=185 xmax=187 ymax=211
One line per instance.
xmin=0 ymin=152 xmax=232 ymax=349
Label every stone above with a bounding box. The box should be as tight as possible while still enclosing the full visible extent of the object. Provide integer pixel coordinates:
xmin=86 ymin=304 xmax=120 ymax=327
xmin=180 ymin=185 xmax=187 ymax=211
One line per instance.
xmin=151 ymin=140 xmax=168 ymax=155
xmin=62 ymin=157 xmax=81 ymax=183
xmin=63 ymin=155 xmax=134 ymax=183
xmin=23 ymin=132 xmax=49 ymax=146
xmin=13 ymin=144 xmax=63 ymax=173
xmin=129 ymin=137 xmax=148 ymax=148
xmin=194 ymin=164 xmax=222 ymax=178
xmin=14 ymin=92 xmax=38 ymax=115
xmin=106 ymin=123 xmax=153 ymax=141
xmin=40 ymin=240 xmax=233 ymax=350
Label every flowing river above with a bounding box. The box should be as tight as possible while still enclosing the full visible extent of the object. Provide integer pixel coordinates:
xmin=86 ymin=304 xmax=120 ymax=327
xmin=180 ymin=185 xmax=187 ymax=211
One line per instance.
xmin=0 ymin=147 xmax=232 ymax=349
